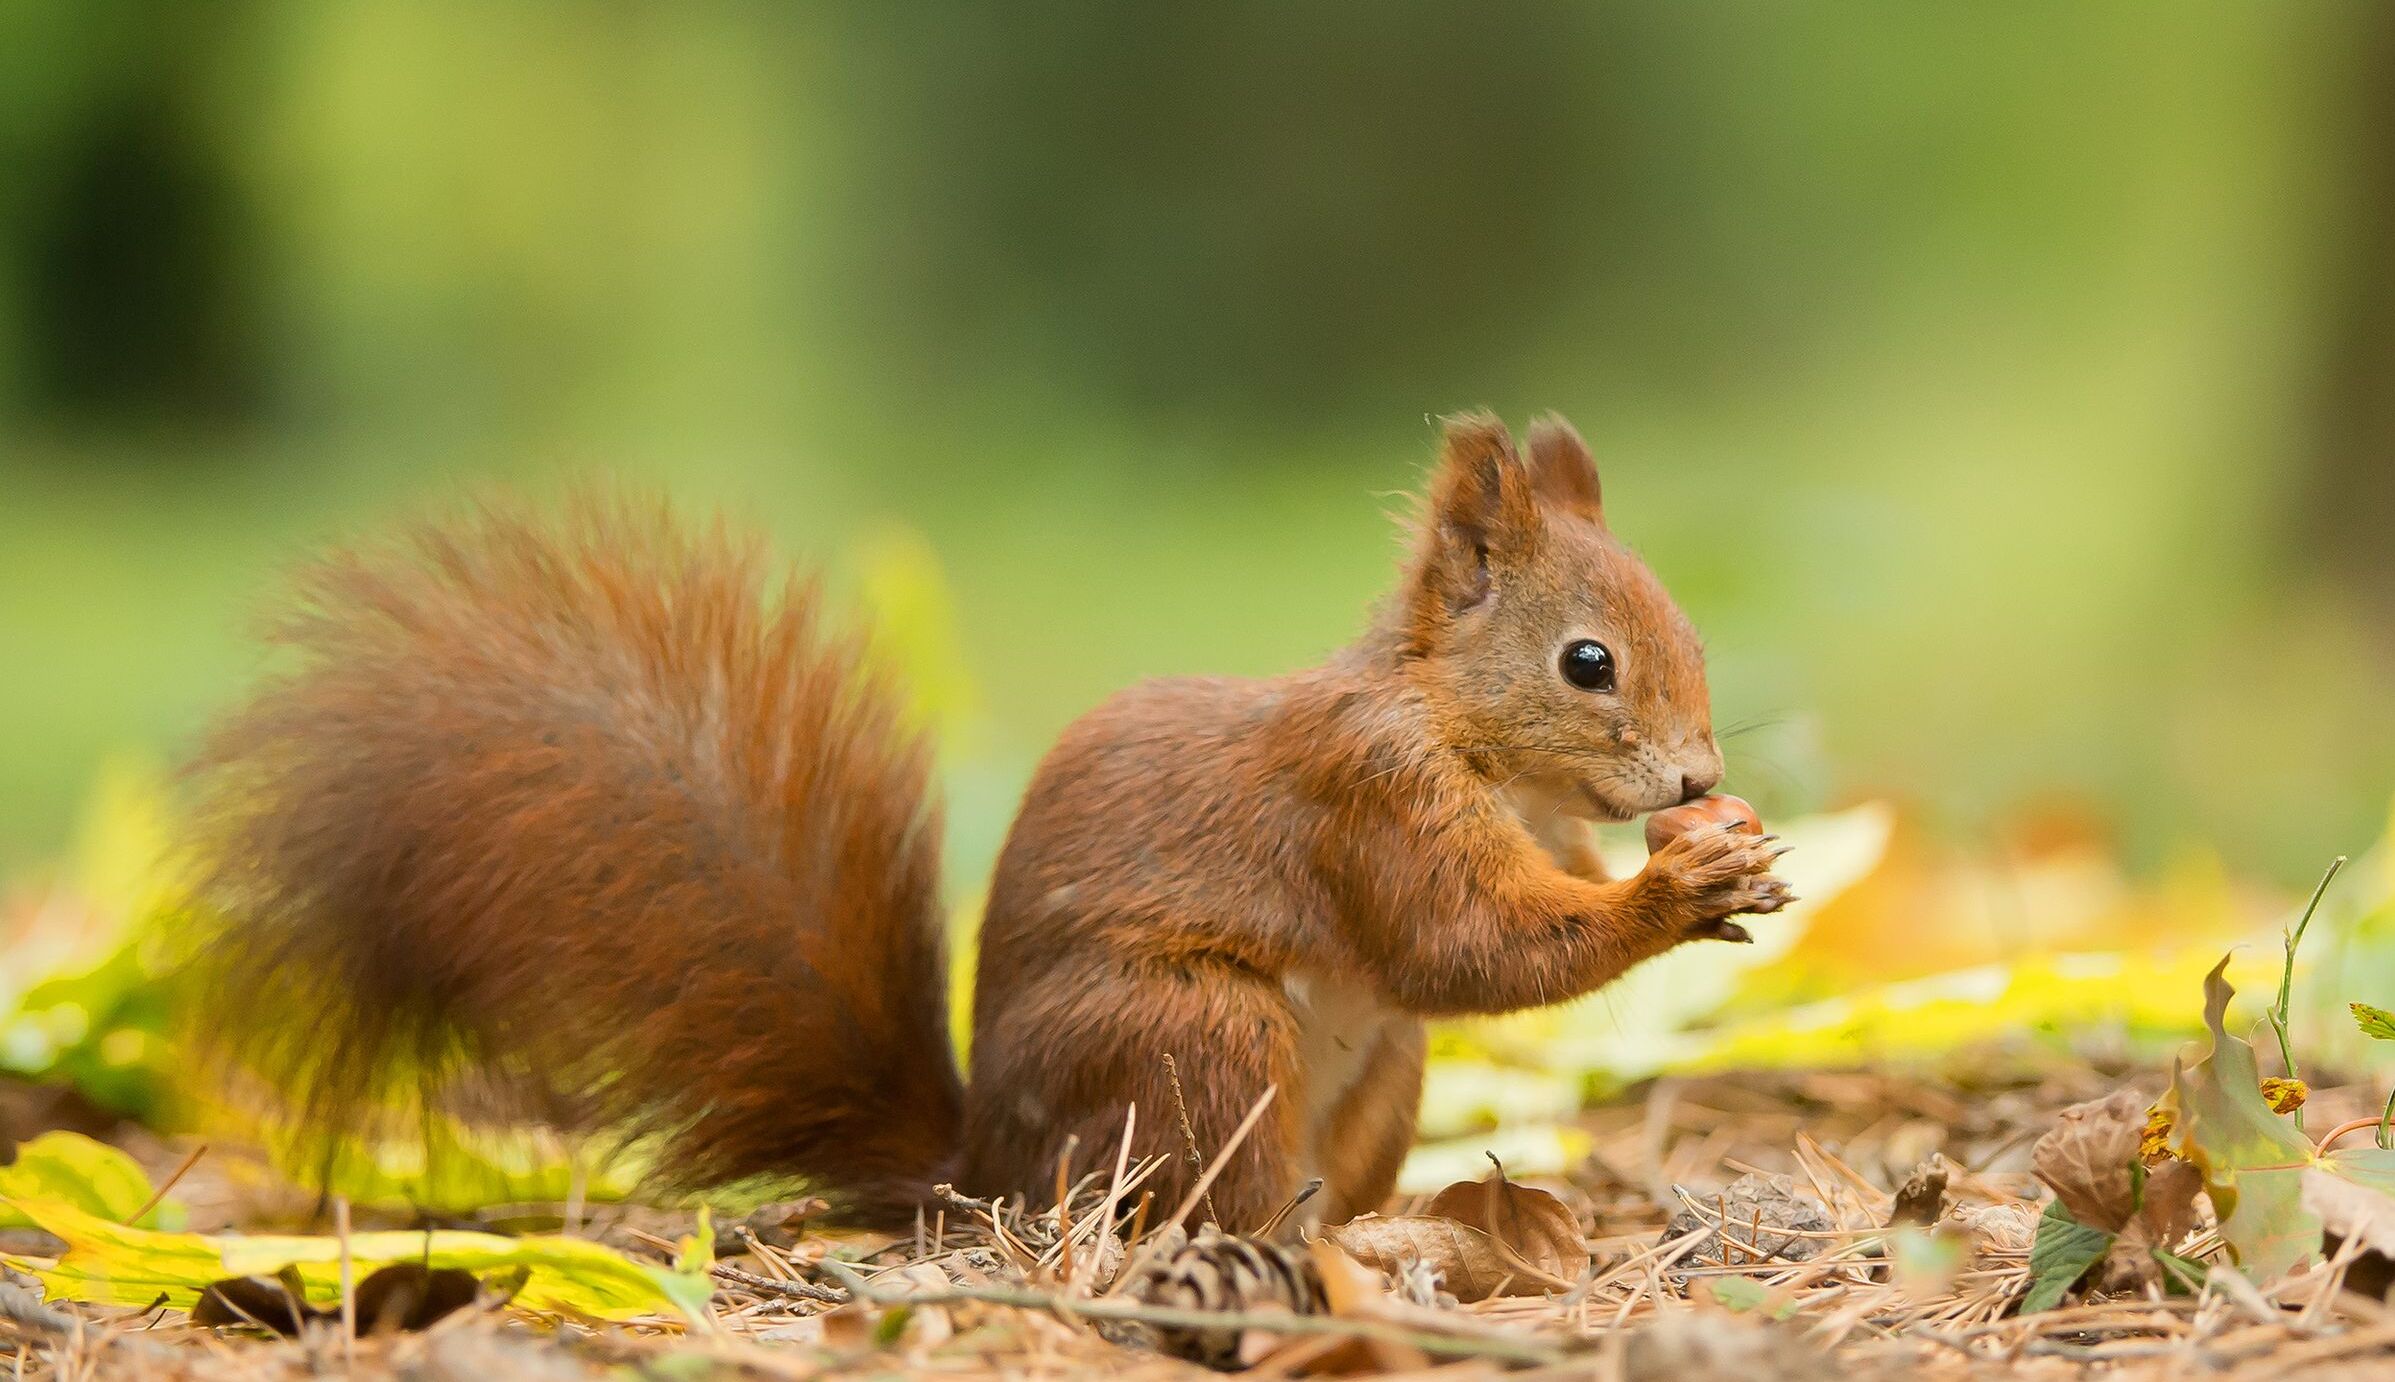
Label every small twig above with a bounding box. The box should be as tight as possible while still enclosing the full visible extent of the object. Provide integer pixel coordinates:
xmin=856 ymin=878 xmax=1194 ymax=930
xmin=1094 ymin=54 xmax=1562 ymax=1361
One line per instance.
xmin=1254 ymin=1178 xmax=1322 ymax=1239
xmin=2271 ymin=855 xmax=2347 ymax=1130
xmin=334 ymin=1195 xmax=356 ymax=1368
xmin=986 ymin=1196 xmax=1039 ymax=1273
xmin=1162 ymin=1054 xmax=1221 ymax=1229
xmin=129 ymin=1143 xmax=205 ymax=1227
xmin=1077 ymin=1103 xmax=1138 ymax=1292
xmin=709 ymin=1264 xmax=845 ymax=1305
xmin=816 ymin=1258 xmax=1563 ymax=1365
xmin=1053 ymin=1134 xmax=1079 ymax=1283
xmin=1109 ymin=1086 xmax=1279 ymax=1297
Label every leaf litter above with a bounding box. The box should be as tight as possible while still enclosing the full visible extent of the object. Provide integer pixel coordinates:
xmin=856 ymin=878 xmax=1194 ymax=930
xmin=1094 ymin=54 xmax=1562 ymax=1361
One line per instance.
xmin=8 ymin=814 xmax=2395 ymax=1376
xmin=9 ymin=1046 xmax=2395 ymax=1379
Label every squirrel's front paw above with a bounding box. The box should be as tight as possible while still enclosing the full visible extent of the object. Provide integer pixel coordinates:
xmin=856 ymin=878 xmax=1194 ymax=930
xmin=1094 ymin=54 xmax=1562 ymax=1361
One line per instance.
xmin=1641 ymin=822 xmax=1794 ymax=934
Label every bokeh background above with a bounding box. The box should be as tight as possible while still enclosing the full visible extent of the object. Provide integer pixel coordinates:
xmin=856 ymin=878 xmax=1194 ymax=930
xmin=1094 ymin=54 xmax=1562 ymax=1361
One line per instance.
xmin=3 ymin=1 xmax=2391 ymax=894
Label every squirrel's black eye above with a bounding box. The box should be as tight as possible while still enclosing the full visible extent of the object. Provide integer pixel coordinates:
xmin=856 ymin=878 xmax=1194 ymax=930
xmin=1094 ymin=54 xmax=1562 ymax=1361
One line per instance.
xmin=1559 ymin=639 xmax=1616 ymax=692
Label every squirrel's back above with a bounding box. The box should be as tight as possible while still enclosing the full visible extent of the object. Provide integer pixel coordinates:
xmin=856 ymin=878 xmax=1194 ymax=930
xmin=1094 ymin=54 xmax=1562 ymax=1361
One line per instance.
xmin=187 ymin=493 xmax=961 ymax=1221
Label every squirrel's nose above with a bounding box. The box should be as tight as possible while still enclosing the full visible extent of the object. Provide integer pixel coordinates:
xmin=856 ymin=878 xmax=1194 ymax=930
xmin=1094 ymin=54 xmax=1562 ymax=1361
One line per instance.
xmin=1678 ymin=770 xmax=1720 ymax=803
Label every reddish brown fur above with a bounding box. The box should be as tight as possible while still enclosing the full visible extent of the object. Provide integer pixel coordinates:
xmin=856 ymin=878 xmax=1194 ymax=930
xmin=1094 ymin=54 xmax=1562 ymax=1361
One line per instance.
xmin=187 ymin=495 xmax=960 ymax=1220
xmin=189 ymin=413 xmax=1787 ymax=1232
xmin=965 ymin=413 xmax=1788 ymax=1229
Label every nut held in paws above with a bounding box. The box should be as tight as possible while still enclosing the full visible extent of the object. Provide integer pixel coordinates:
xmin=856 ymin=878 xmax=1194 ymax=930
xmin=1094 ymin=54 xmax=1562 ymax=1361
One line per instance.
xmin=1643 ymin=793 xmax=1762 ymax=855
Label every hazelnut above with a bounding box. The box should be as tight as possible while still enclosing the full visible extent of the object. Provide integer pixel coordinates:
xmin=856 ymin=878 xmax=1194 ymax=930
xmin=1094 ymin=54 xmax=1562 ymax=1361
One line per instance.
xmin=1643 ymin=793 xmax=1763 ymax=855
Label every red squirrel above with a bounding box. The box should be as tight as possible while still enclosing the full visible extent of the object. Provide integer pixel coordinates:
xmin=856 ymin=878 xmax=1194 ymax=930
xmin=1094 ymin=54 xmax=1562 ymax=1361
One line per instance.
xmin=187 ymin=411 xmax=1790 ymax=1231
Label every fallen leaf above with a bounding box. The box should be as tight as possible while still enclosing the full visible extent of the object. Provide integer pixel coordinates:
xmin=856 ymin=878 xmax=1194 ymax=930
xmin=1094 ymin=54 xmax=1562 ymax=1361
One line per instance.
xmin=192 ymin=1266 xmax=320 ymax=1335
xmin=2140 ymin=1107 xmax=2173 ymax=1161
xmin=1698 ymin=1275 xmax=1778 ymax=1314
xmin=2032 ymin=1090 xmax=2145 ymax=1231
xmin=0 ymin=1196 xmax=706 ymax=1322
xmin=2158 ymin=956 xmax=2320 ymax=1279
xmin=1322 ymin=1214 xmax=1525 ymax=1302
xmin=2135 ymin=1158 xmax=2203 ymax=1251
xmin=1419 ymin=1160 xmax=1590 ymax=1289
xmin=1299 ymin=1239 xmax=1553 ymax=1369
xmin=351 ymin=1263 xmax=483 ymax=1334
xmin=1953 ymin=1202 xmax=2039 ymax=1260
xmin=2021 ymin=1199 xmax=2111 ymax=1313
xmin=1888 ymin=1155 xmax=1951 ymax=1228
xmin=2302 ymin=1142 xmax=2395 ymax=1271
xmin=0 ymin=1131 xmax=174 ymax=1230
xmin=1307 ymin=1239 xmax=1388 ymax=1319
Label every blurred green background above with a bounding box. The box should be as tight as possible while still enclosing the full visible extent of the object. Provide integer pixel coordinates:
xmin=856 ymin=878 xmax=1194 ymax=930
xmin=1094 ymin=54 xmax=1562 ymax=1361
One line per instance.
xmin=2 ymin=2 xmax=2390 ymax=888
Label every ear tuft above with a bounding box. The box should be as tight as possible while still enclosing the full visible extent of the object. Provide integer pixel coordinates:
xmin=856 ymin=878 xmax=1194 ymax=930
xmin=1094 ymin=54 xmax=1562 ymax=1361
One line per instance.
xmin=1525 ymin=412 xmax=1603 ymax=522
xmin=1420 ymin=411 xmax=1536 ymax=612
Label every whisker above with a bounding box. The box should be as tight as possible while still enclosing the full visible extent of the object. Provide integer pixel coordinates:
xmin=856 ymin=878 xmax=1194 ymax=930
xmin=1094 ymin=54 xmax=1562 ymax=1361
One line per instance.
xmin=1723 ymin=749 xmax=1804 ymax=800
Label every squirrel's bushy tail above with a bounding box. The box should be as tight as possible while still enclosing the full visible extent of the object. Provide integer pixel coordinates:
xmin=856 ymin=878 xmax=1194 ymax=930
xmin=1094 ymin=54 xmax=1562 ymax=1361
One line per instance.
xmin=186 ymin=493 xmax=961 ymax=1223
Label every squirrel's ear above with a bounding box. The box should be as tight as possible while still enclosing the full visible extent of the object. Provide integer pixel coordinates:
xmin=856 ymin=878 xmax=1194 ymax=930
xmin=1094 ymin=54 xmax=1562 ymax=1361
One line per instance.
xmin=1421 ymin=411 xmax=1537 ymax=611
xmin=1525 ymin=413 xmax=1602 ymax=523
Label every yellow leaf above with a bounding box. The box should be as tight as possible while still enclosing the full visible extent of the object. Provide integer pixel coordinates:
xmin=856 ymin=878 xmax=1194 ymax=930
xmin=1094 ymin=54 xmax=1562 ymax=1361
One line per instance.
xmin=2260 ymin=1078 xmax=2307 ymax=1114
xmin=0 ymin=1131 xmax=174 ymax=1230
xmin=0 ymin=1197 xmax=703 ymax=1322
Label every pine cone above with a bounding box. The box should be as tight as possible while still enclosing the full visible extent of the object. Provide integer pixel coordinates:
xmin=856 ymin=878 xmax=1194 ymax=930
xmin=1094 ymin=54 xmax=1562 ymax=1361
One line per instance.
xmin=1125 ymin=1228 xmax=1326 ymax=1369
xmin=1661 ymin=1173 xmax=1835 ymax=1267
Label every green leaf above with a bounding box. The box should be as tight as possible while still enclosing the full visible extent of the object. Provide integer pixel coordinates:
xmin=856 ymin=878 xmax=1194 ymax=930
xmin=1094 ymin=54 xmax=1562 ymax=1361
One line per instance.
xmin=0 ymin=1197 xmax=703 ymax=1322
xmin=2159 ymin=956 xmax=2320 ymax=1279
xmin=2021 ymin=1198 xmax=2112 ymax=1313
xmin=1704 ymin=1276 xmax=1770 ymax=1312
xmin=0 ymin=1131 xmax=178 ymax=1230
xmin=2152 ymin=1248 xmax=2206 ymax=1295
xmin=2353 ymin=1003 xmax=2395 ymax=1042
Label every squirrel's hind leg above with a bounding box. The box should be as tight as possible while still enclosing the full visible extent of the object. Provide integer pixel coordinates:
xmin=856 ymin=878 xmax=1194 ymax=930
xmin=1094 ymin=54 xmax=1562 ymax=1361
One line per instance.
xmin=1308 ymin=1018 xmax=1425 ymax=1230
xmin=961 ymin=960 xmax=1302 ymax=1235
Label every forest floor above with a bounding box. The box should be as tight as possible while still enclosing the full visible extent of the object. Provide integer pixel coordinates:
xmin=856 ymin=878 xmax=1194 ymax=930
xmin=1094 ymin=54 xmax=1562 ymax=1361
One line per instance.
xmin=10 ymin=1063 xmax=2395 ymax=1381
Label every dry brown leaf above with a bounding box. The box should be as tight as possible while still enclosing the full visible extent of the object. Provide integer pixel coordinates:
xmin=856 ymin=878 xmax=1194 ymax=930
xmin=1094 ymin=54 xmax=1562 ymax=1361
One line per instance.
xmin=2032 ymin=1087 xmax=2146 ymax=1232
xmin=1322 ymin=1214 xmax=1520 ymax=1301
xmin=1300 ymin=1239 xmax=1547 ymax=1367
xmin=1419 ymin=1160 xmax=1592 ymax=1291
xmin=1952 ymin=1201 xmax=2039 ymax=1260
xmin=2302 ymin=1169 xmax=2395 ymax=1259
xmin=2136 ymin=1156 xmax=2203 ymax=1250
xmin=1389 ymin=1159 xmax=1590 ymax=1302
xmin=1887 ymin=1155 xmax=1950 ymax=1227
xmin=1307 ymin=1238 xmax=1390 ymax=1320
